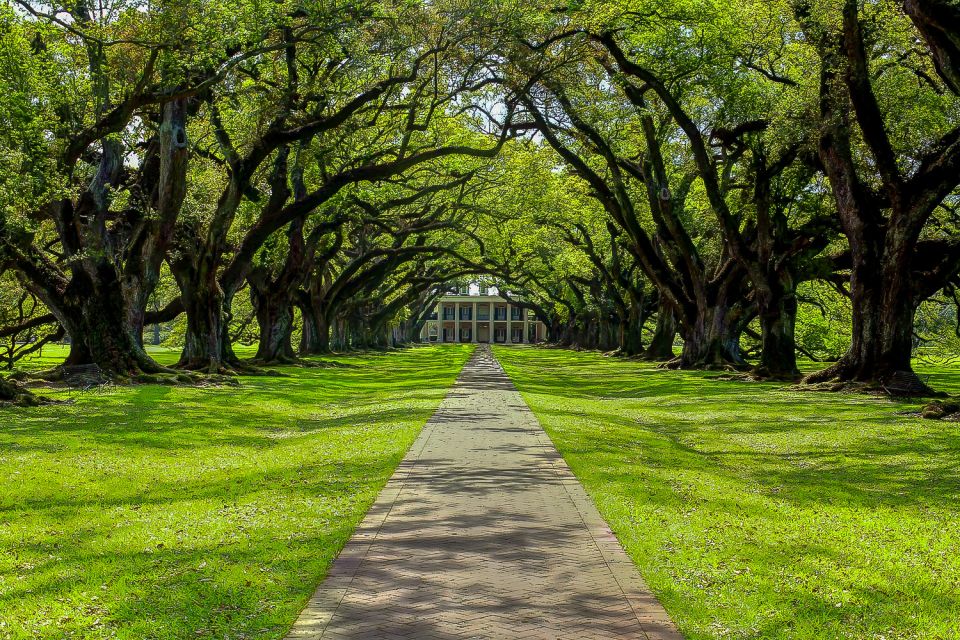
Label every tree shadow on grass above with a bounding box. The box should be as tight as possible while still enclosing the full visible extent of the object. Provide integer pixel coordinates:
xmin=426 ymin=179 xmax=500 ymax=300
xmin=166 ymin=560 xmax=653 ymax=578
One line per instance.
xmin=0 ymin=346 xmax=474 ymax=639
xmin=494 ymin=347 xmax=960 ymax=637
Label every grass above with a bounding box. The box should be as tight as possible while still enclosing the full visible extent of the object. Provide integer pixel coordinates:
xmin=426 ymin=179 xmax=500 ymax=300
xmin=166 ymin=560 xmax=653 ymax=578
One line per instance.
xmin=0 ymin=344 xmax=474 ymax=640
xmin=493 ymin=346 xmax=960 ymax=640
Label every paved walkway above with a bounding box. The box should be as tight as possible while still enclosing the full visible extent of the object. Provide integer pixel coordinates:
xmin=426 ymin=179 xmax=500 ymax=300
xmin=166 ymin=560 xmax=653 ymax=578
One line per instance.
xmin=287 ymin=346 xmax=682 ymax=639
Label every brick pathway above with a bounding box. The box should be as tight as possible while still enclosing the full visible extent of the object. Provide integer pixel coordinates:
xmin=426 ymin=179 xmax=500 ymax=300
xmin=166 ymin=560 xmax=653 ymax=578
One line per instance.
xmin=286 ymin=345 xmax=682 ymax=639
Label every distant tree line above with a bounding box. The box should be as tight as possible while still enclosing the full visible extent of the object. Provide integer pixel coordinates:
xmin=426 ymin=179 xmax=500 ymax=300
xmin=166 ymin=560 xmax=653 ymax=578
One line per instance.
xmin=0 ymin=0 xmax=958 ymax=401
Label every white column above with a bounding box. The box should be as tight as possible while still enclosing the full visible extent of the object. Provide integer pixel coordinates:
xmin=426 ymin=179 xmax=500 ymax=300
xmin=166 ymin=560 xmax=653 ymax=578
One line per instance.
xmin=524 ymin=312 xmax=530 ymax=344
xmin=488 ymin=302 xmax=493 ymax=343
xmin=506 ymin=304 xmax=513 ymax=343
xmin=455 ymin=303 xmax=460 ymax=343
xmin=472 ymin=302 xmax=478 ymax=343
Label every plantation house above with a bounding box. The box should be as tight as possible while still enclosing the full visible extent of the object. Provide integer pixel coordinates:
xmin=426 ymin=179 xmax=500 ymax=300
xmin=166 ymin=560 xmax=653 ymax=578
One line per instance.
xmin=420 ymin=285 xmax=545 ymax=344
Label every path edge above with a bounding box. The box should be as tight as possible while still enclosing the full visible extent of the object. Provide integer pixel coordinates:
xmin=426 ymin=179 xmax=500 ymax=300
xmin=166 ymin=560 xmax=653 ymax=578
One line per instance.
xmin=284 ymin=345 xmax=478 ymax=640
xmin=490 ymin=345 xmax=685 ymax=640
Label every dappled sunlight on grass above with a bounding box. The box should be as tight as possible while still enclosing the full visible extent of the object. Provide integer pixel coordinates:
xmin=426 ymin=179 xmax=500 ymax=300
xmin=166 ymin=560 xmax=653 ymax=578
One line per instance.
xmin=495 ymin=346 xmax=960 ymax=640
xmin=0 ymin=344 xmax=473 ymax=639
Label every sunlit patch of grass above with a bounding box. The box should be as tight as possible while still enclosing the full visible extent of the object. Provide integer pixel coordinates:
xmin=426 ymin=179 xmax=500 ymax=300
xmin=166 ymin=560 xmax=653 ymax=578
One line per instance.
xmin=494 ymin=346 xmax=960 ymax=640
xmin=0 ymin=344 xmax=473 ymax=639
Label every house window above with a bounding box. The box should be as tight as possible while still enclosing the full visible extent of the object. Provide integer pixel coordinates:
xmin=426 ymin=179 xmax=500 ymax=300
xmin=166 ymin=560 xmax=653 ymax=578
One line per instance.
xmin=512 ymin=327 xmax=523 ymax=343
xmin=494 ymin=327 xmax=506 ymax=343
xmin=511 ymin=307 xmax=522 ymax=321
xmin=460 ymin=327 xmax=472 ymax=342
xmin=460 ymin=306 xmax=472 ymax=320
xmin=478 ymin=306 xmax=490 ymax=320
xmin=442 ymin=306 xmax=455 ymax=320
xmin=494 ymin=307 xmax=506 ymax=321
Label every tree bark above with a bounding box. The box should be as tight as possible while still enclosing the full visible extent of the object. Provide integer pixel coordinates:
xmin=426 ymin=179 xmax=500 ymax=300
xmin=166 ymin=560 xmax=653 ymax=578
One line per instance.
xmin=10 ymin=98 xmax=186 ymax=378
xmin=252 ymin=289 xmax=296 ymax=362
xmin=795 ymin=2 xmax=946 ymax=394
xmin=547 ymin=318 xmax=564 ymax=343
xmin=805 ymin=240 xmax=924 ymax=391
xmin=902 ymin=0 xmax=960 ymax=95
xmin=678 ymin=298 xmax=747 ymax=369
xmin=621 ymin=308 xmax=645 ymax=356
xmin=27 ymin=247 xmax=168 ymax=376
xmin=679 ymin=324 xmax=731 ymax=368
xmin=298 ymin=297 xmax=331 ymax=354
xmin=755 ymin=276 xmax=800 ymax=377
xmin=172 ymin=262 xmax=231 ymax=373
xmin=644 ymin=305 xmax=676 ymax=360
xmin=59 ymin=297 xmax=152 ymax=374
xmin=123 ymin=98 xmax=189 ymax=346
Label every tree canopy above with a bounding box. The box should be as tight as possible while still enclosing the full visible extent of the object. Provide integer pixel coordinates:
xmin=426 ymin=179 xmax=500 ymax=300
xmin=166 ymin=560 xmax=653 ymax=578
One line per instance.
xmin=1 ymin=0 xmax=959 ymax=399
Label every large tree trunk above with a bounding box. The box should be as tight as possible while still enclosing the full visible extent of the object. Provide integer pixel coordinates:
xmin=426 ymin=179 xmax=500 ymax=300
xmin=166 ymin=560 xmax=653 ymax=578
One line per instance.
xmin=755 ymin=277 xmax=800 ymax=378
xmin=620 ymin=305 xmax=645 ymax=356
xmin=575 ymin=317 xmax=595 ymax=350
xmin=795 ymin=4 xmax=943 ymax=396
xmin=372 ymin=324 xmax=391 ymax=348
xmin=60 ymin=300 xmax=153 ymax=374
xmin=39 ymin=266 xmax=167 ymax=376
xmin=17 ymin=98 xmax=186 ymax=379
xmin=558 ymin=316 xmax=576 ymax=346
xmin=597 ymin=317 xmax=611 ymax=351
xmin=23 ymin=255 xmax=164 ymax=381
xmin=348 ymin=318 xmax=368 ymax=349
xmin=330 ymin=318 xmax=346 ymax=351
xmin=644 ymin=305 xmax=676 ymax=361
xmin=620 ymin=322 xmax=644 ymax=356
xmin=401 ymin=315 xmax=426 ymax=344
xmin=173 ymin=264 xmax=231 ymax=373
xmin=547 ymin=318 xmax=564 ymax=343
xmin=679 ymin=302 xmax=747 ymax=369
xmin=252 ymin=289 xmax=296 ymax=363
xmin=124 ymin=99 xmax=189 ymax=347
xmin=298 ymin=300 xmax=331 ymax=354
xmin=805 ymin=240 xmax=927 ymax=392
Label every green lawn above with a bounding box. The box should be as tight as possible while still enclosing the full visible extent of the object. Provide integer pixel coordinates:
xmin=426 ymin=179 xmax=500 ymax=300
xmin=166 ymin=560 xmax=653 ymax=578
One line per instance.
xmin=494 ymin=346 xmax=960 ymax=640
xmin=0 ymin=344 xmax=473 ymax=640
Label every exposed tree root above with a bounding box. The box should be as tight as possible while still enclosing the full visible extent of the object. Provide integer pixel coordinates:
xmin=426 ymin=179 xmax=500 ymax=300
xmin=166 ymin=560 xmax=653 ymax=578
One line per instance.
xmin=710 ymin=369 xmax=802 ymax=383
xmin=800 ymin=360 xmax=943 ymax=398
xmin=613 ymin=352 xmax=652 ymax=361
xmin=0 ymin=377 xmax=54 ymax=408
xmin=248 ymin=356 xmax=346 ymax=369
xmin=746 ymin=366 xmax=802 ymax=382
xmin=800 ymin=360 xmax=851 ymax=385
xmin=918 ymin=400 xmax=960 ymax=420
xmin=791 ymin=380 xmax=876 ymax=394
xmin=175 ymin=356 xmax=277 ymax=377
xmin=657 ymin=357 xmax=748 ymax=372
xmin=16 ymin=365 xmax=240 ymax=388
xmin=637 ymin=352 xmax=676 ymax=363
xmin=657 ymin=357 xmax=684 ymax=370
xmin=132 ymin=372 xmax=241 ymax=387
xmin=176 ymin=358 xmax=240 ymax=375
xmin=248 ymin=354 xmax=299 ymax=366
